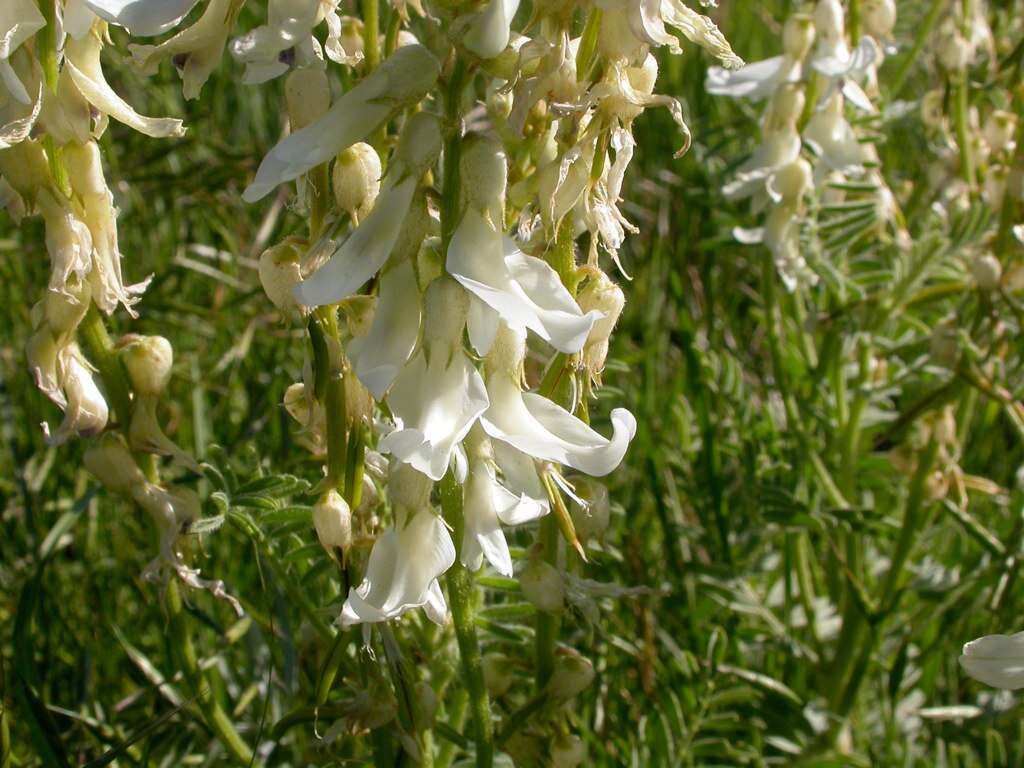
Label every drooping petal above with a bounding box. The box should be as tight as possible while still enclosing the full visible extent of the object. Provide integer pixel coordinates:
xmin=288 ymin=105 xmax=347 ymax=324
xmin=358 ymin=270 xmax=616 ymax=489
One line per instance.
xmin=341 ymin=510 xmax=456 ymax=626
xmin=242 ymin=45 xmax=439 ymax=202
xmin=0 ymin=0 xmax=45 ymax=105
xmin=447 ymin=210 xmax=599 ymax=354
xmin=379 ymin=349 xmax=490 ymax=481
xmin=83 ymin=0 xmax=201 ymax=36
xmin=482 ymin=375 xmax=636 ymax=477
xmin=959 ymin=633 xmax=1024 ymax=689
xmin=65 ymin=28 xmax=186 ymax=138
xmin=705 ymin=55 xmax=788 ymax=100
xmin=461 ymin=462 xmax=514 ymax=576
xmin=348 ymin=256 xmax=421 ymax=399
xmin=662 ymin=1 xmax=744 ymax=69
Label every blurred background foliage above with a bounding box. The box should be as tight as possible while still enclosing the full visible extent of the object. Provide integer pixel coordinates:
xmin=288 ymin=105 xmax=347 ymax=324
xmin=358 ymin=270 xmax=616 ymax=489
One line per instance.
xmin=3 ymin=0 xmax=1024 ymax=765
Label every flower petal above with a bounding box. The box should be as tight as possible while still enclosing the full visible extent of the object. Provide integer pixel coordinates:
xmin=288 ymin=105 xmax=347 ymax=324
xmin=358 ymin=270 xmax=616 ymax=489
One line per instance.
xmin=482 ymin=376 xmax=637 ymax=477
xmin=349 ymin=256 xmax=421 ymax=399
xmin=959 ymin=633 xmax=1024 ymax=690
xmin=83 ymin=0 xmax=201 ymax=36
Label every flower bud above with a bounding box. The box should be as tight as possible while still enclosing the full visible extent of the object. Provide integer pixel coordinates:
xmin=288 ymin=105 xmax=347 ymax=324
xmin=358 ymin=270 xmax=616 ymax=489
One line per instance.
xmin=461 ymin=133 xmax=508 ymax=217
xmin=462 ymin=0 xmax=520 ymax=59
xmin=84 ymin=433 xmax=146 ymax=496
xmin=773 ymin=159 xmax=813 ymax=203
xmin=920 ymin=90 xmax=946 ymax=129
xmin=782 ymin=14 xmax=816 ymax=60
xmin=862 ymin=0 xmax=896 ymax=39
xmin=121 ymin=335 xmax=174 ymax=397
xmin=333 ymin=142 xmax=382 ymax=222
xmin=391 ymin=111 xmax=443 ymax=180
xmin=577 ymin=272 xmax=625 ymax=377
xmin=519 ymin=557 xmax=565 ymax=613
xmin=983 ymin=110 xmax=1018 ymax=155
xmin=983 ymin=165 xmax=1008 ymax=209
xmin=259 ymin=238 xmax=305 ymax=314
xmin=814 ymin=0 xmax=845 ymax=44
xmin=422 ymin=277 xmax=470 ymax=352
xmin=483 ymin=653 xmax=515 ymax=697
xmin=313 ymin=489 xmax=352 ymax=557
xmin=285 ymin=68 xmax=331 ymax=131
xmin=766 ymin=83 xmax=805 ymax=130
xmin=388 ymin=462 xmax=434 ymax=515
xmin=971 ymin=253 xmax=1002 ymax=291
xmin=546 ymin=650 xmax=595 ymax=701
xmin=570 ymin=478 xmax=611 ymax=543
xmin=551 ymin=735 xmax=587 ymax=768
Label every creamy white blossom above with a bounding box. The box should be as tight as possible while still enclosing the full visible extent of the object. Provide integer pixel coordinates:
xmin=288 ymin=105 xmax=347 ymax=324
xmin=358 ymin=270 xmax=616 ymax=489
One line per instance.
xmin=960 ymin=633 xmax=1024 ymax=689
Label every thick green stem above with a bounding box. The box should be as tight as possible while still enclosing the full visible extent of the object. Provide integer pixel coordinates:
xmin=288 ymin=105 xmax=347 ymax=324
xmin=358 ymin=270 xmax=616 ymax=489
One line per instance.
xmin=166 ymin=581 xmax=254 ymax=765
xmin=440 ymin=472 xmax=494 ymax=768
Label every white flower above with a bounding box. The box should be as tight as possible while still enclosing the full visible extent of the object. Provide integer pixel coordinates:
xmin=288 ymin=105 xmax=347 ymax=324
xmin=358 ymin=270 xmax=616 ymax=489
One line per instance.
xmin=448 ymin=134 xmax=599 ymax=355
xmin=230 ymin=0 xmax=323 ymax=84
xmin=243 ymin=45 xmax=439 ymax=202
xmin=81 ymin=0 xmax=201 ymax=36
xmin=0 ymin=53 xmax=43 ymax=150
xmin=65 ymin=23 xmax=186 ymax=138
xmin=803 ymin=92 xmax=870 ymax=173
xmin=960 ymin=632 xmax=1024 ymax=689
xmin=37 ymin=189 xmax=94 ymax=298
xmin=130 ymin=0 xmax=240 ymax=100
xmin=481 ymin=324 xmax=636 ymax=477
xmin=293 ymin=112 xmax=439 ymax=306
xmin=461 ymin=426 xmax=547 ymax=576
xmin=0 ymin=0 xmax=45 ymax=106
xmin=341 ymin=508 xmax=456 ymax=627
xmin=323 ymin=13 xmax=364 ymax=66
xmin=722 ymin=84 xmax=804 ymax=202
xmin=348 ymin=250 xmax=421 ymax=400
xmin=705 ymin=14 xmax=813 ymax=100
xmin=462 ymin=0 xmax=521 ymax=59
xmin=379 ymin=278 xmax=490 ymax=482
xmin=810 ymin=0 xmax=878 ymax=111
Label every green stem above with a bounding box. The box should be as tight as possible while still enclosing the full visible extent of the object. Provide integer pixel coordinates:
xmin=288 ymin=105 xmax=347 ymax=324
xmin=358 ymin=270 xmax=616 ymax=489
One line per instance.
xmin=848 ymin=0 xmax=861 ymax=45
xmin=361 ymin=0 xmax=381 ymax=72
xmin=440 ymin=472 xmax=494 ymax=768
xmin=166 ymin=581 xmax=254 ymax=765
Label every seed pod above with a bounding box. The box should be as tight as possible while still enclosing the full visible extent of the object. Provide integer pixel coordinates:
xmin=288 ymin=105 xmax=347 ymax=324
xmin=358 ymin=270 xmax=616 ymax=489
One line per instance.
xmin=122 ymin=335 xmax=174 ymax=397
xmin=332 ymin=142 xmax=382 ymax=223
xmin=312 ymin=489 xmax=353 ymax=558
xmin=519 ymin=557 xmax=565 ymax=613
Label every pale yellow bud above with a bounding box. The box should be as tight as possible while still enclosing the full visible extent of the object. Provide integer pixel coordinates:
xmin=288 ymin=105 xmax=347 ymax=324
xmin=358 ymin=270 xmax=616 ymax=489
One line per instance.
xmin=258 ymin=238 xmax=305 ymax=314
xmin=971 ymin=254 xmax=1002 ymax=291
xmin=577 ymin=272 xmax=625 ymax=377
xmin=313 ymin=489 xmax=352 ymax=557
xmin=773 ymin=159 xmax=813 ymax=203
xmin=983 ymin=111 xmax=1018 ymax=155
xmin=121 ymin=335 xmax=174 ymax=397
xmin=862 ymin=0 xmax=896 ymax=39
xmin=332 ymin=142 xmax=382 ymax=222
xmin=782 ymin=14 xmax=816 ymax=60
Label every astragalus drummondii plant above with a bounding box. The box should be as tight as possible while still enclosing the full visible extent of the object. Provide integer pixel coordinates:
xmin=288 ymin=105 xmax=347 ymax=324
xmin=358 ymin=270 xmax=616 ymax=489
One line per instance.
xmin=1 ymin=0 xmax=742 ymax=764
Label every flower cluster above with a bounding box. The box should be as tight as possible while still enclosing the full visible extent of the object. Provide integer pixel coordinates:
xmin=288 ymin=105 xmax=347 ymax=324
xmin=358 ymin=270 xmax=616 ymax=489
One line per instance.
xmin=706 ymin=0 xmax=903 ymax=290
